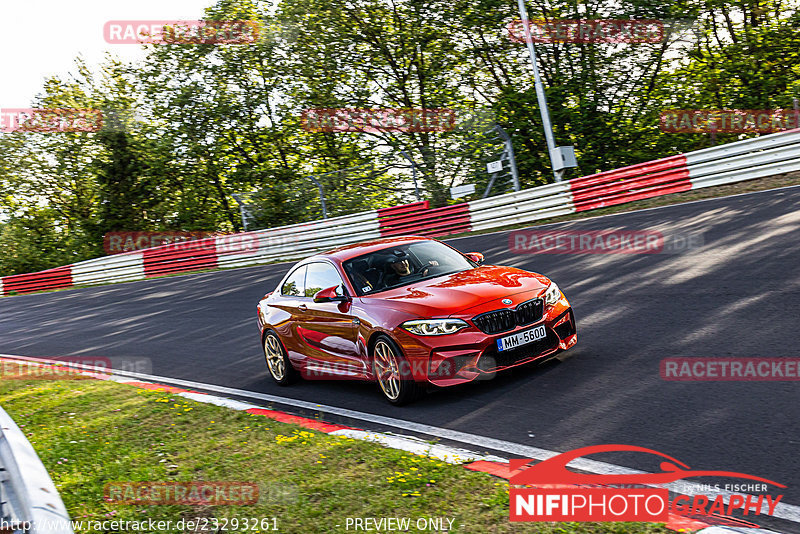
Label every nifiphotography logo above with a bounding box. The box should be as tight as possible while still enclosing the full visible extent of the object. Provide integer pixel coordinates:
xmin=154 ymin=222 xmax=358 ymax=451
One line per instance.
xmin=509 ymin=444 xmax=785 ymax=522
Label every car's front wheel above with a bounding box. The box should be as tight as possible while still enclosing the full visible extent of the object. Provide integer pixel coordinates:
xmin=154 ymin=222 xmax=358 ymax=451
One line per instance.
xmin=372 ymin=335 xmax=419 ymax=405
xmin=264 ymin=331 xmax=297 ymax=385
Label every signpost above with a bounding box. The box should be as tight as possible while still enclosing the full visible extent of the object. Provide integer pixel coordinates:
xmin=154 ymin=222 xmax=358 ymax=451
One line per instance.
xmin=486 ymin=160 xmax=504 ymax=174
xmin=450 ymin=184 xmax=476 ymax=199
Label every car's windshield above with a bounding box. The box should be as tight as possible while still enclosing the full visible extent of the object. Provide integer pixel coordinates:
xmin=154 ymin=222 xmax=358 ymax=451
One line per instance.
xmin=343 ymin=241 xmax=475 ymax=296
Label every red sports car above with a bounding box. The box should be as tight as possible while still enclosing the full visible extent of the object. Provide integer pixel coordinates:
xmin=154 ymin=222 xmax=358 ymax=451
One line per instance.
xmin=256 ymin=236 xmax=577 ymax=404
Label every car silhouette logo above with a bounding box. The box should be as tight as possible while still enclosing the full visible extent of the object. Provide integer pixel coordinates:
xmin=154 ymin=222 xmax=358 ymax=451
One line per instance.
xmin=502 ymin=298 xmax=513 ymax=305
xmin=508 ymin=444 xmax=785 ymax=487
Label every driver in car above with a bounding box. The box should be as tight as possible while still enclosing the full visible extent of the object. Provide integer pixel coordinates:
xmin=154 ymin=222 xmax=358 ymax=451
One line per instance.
xmin=384 ymin=251 xmax=439 ymax=287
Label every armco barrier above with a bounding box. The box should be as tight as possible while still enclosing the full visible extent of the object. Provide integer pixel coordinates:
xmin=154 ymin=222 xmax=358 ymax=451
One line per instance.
xmin=143 ymin=239 xmax=217 ymax=277
xmin=467 ymin=181 xmax=573 ymax=232
xmin=1 ymin=266 xmax=73 ymax=295
xmin=568 ymin=154 xmax=691 ymax=212
xmin=0 ymin=211 xmax=383 ymax=295
xmin=378 ymin=202 xmax=471 ymax=237
xmin=2 ymin=128 xmax=799 ymax=295
xmin=686 ymin=128 xmax=800 ymax=189
xmin=0 ymin=406 xmax=73 ymax=533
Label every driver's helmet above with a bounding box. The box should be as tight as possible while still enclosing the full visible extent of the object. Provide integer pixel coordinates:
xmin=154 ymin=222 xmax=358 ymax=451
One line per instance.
xmin=383 ymin=249 xmax=411 ymax=272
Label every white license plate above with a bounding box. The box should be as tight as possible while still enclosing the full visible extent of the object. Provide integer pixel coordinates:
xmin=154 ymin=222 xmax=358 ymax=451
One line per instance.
xmin=496 ymin=325 xmax=547 ymax=352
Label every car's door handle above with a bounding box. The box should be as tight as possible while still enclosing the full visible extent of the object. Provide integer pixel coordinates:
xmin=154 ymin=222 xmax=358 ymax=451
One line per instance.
xmin=298 ymin=304 xmax=308 ymax=312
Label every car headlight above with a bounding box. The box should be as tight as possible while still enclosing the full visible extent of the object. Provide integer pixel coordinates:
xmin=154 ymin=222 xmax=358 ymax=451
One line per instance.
xmin=401 ymin=319 xmax=469 ymax=336
xmin=544 ymin=281 xmax=561 ymax=306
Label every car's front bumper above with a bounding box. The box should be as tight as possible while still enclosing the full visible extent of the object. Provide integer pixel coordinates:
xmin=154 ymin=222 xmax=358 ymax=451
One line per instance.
xmin=393 ymin=297 xmax=577 ymax=387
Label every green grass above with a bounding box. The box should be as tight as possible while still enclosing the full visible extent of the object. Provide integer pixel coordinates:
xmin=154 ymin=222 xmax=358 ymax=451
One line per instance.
xmin=0 ymin=378 xmax=671 ymax=533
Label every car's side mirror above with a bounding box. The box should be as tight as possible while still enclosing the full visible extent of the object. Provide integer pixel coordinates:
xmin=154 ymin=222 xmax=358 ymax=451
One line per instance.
xmin=313 ymin=285 xmax=350 ymax=303
xmin=465 ymin=252 xmax=484 ymax=265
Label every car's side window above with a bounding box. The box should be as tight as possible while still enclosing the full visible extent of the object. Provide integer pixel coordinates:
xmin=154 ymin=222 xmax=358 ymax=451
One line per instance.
xmin=281 ymin=265 xmax=307 ymax=297
xmin=304 ymin=262 xmax=345 ymax=298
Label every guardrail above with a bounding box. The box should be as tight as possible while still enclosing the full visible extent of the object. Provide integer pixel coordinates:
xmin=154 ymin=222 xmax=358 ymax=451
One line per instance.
xmin=3 ymin=128 xmax=800 ymax=295
xmin=569 ymin=155 xmax=691 ymax=212
xmin=378 ymin=202 xmax=471 ymax=237
xmin=686 ymin=128 xmax=800 ymax=189
xmin=0 ymin=406 xmax=73 ymax=534
xmin=56 ymin=210 xmax=382 ymax=289
xmin=467 ymin=182 xmax=573 ymax=232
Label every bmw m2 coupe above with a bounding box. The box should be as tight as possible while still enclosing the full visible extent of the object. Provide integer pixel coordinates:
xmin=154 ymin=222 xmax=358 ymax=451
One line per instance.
xmin=256 ymin=236 xmax=577 ymax=404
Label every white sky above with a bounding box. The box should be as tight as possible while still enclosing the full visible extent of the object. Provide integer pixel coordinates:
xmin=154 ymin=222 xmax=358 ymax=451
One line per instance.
xmin=1 ymin=0 xmax=215 ymax=107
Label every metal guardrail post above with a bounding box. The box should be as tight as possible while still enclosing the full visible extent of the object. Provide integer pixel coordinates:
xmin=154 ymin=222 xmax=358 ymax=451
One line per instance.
xmin=493 ymin=125 xmax=521 ymax=192
xmin=231 ymin=194 xmax=251 ymax=232
xmin=306 ymin=175 xmax=328 ymax=219
xmin=0 ymin=406 xmax=73 ymax=534
xmin=399 ymin=150 xmax=422 ymax=202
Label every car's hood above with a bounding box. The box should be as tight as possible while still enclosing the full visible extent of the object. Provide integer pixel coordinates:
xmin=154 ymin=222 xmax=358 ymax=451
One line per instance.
xmin=362 ymin=265 xmax=551 ymax=317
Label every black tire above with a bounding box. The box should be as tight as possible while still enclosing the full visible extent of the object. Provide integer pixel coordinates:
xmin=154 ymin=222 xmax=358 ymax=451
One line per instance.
xmin=371 ymin=334 xmax=421 ymax=405
xmin=263 ymin=331 xmax=298 ymax=386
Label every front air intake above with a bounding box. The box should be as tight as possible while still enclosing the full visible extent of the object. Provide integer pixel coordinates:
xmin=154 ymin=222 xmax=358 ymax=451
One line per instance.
xmin=472 ymin=298 xmax=544 ymax=334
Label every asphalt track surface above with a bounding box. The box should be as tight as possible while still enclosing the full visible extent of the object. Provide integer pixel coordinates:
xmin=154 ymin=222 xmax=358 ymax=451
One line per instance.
xmin=2 ymin=186 xmax=800 ymax=529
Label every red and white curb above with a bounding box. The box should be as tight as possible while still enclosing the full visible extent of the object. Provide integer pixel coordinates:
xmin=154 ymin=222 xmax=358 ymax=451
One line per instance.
xmin=696 ymin=528 xmax=781 ymax=534
xmin=0 ymin=356 xmax=788 ymax=533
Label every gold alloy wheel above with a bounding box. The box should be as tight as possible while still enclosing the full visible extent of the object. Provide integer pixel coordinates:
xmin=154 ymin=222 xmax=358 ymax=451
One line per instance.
xmin=373 ymin=339 xmax=401 ymax=401
xmin=265 ymin=334 xmax=286 ymax=381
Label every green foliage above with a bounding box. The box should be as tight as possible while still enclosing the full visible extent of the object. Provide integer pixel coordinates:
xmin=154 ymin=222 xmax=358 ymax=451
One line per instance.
xmin=1 ymin=0 xmax=798 ymax=275
xmin=0 ymin=210 xmax=94 ymax=275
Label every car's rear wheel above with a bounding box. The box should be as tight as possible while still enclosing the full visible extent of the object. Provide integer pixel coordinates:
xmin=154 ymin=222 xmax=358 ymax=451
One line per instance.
xmin=372 ymin=335 xmax=419 ymax=405
xmin=264 ymin=331 xmax=297 ymax=385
